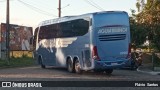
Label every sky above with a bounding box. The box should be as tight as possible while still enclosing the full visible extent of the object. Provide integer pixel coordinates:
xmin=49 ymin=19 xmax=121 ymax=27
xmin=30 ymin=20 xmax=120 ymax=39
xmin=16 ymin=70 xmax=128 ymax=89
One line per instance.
xmin=0 ymin=0 xmax=137 ymax=29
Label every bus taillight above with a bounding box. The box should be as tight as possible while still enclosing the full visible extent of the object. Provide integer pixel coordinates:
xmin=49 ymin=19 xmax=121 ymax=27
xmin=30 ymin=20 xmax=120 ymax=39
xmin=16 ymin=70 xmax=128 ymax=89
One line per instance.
xmin=92 ymin=46 xmax=100 ymax=60
xmin=126 ymin=43 xmax=131 ymax=59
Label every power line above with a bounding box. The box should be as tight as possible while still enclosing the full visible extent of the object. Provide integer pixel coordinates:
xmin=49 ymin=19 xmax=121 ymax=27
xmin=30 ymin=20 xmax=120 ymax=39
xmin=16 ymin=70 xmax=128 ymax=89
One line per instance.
xmin=22 ymin=0 xmax=57 ymax=11
xmin=83 ymin=0 xmax=105 ymax=11
xmin=17 ymin=0 xmax=57 ymax=17
xmin=88 ymin=0 xmax=105 ymax=11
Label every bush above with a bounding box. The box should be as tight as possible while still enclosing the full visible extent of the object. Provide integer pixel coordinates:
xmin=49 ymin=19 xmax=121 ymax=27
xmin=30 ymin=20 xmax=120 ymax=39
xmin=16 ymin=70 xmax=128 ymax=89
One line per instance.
xmin=153 ymin=53 xmax=160 ymax=67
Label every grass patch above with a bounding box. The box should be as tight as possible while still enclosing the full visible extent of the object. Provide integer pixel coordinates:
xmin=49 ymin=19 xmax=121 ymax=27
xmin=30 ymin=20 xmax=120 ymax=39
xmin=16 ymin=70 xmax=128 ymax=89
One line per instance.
xmin=0 ymin=57 xmax=35 ymax=68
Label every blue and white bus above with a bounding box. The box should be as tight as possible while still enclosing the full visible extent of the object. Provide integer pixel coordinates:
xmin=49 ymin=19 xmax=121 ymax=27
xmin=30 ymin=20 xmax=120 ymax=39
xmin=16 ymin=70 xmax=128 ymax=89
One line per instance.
xmin=33 ymin=11 xmax=131 ymax=74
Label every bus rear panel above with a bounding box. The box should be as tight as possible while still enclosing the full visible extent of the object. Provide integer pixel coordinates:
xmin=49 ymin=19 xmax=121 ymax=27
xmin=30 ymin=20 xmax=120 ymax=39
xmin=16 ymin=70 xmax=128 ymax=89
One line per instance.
xmin=92 ymin=11 xmax=130 ymax=70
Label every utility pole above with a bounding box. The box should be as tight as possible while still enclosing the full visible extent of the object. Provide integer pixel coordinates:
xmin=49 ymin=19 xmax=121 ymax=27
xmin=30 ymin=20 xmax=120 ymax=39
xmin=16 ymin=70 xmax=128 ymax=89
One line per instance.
xmin=6 ymin=0 xmax=10 ymax=61
xmin=58 ymin=0 xmax=61 ymax=17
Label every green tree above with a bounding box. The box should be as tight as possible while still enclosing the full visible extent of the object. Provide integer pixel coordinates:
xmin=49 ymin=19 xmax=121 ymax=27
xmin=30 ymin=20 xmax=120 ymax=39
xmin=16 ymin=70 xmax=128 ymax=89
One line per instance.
xmin=136 ymin=0 xmax=160 ymax=50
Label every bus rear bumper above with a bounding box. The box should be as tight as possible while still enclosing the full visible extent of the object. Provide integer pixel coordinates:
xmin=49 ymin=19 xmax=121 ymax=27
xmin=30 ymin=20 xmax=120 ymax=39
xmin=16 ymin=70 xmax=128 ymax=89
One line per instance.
xmin=94 ymin=60 xmax=127 ymax=70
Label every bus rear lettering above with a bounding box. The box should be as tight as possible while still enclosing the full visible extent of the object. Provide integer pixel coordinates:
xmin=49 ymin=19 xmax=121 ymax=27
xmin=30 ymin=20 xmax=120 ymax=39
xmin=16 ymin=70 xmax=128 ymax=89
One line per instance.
xmin=98 ymin=27 xmax=127 ymax=34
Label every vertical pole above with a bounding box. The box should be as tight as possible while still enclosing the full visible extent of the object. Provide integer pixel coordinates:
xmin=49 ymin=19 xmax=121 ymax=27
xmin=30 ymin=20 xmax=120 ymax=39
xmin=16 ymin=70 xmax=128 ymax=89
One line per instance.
xmin=152 ymin=52 xmax=155 ymax=71
xmin=6 ymin=0 xmax=10 ymax=61
xmin=58 ymin=0 xmax=61 ymax=17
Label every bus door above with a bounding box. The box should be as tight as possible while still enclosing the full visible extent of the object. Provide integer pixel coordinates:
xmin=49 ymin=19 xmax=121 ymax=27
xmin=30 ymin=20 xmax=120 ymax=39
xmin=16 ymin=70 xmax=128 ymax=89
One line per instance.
xmin=82 ymin=49 xmax=91 ymax=68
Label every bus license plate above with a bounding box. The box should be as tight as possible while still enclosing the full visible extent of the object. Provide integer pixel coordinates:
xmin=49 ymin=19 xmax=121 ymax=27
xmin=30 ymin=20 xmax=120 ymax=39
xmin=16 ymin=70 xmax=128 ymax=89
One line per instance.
xmin=111 ymin=63 xmax=118 ymax=65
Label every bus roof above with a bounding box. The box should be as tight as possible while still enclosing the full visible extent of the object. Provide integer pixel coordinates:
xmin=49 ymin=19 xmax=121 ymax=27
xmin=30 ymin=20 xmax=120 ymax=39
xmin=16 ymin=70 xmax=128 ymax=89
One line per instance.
xmin=38 ymin=11 xmax=127 ymax=27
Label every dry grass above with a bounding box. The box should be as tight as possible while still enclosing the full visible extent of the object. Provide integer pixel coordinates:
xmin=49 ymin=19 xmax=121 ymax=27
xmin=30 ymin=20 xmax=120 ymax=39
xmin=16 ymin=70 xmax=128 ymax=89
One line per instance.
xmin=10 ymin=51 xmax=33 ymax=58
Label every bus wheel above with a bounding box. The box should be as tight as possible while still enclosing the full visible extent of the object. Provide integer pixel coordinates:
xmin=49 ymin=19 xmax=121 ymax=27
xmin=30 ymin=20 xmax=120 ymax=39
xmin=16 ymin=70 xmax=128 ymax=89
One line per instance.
xmin=67 ymin=59 xmax=74 ymax=73
xmin=105 ymin=69 xmax=113 ymax=74
xmin=74 ymin=60 xmax=82 ymax=74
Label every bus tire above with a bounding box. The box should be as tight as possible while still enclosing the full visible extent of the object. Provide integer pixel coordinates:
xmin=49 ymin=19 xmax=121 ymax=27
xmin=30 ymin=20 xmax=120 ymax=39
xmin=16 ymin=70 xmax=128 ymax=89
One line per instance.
xmin=105 ymin=69 xmax=113 ymax=74
xmin=39 ymin=57 xmax=46 ymax=69
xmin=74 ymin=60 xmax=82 ymax=74
xmin=67 ymin=59 xmax=74 ymax=73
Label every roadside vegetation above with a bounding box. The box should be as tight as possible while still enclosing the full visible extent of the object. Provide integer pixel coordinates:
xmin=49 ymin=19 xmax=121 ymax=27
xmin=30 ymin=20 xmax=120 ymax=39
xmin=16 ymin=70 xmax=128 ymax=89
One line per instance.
xmin=130 ymin=0 xmax=160 ymax=66
xmin=153 ymin=53 xmax=160 ymax=67
xmin=0 ymin=51 xmax=35 ymax=68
